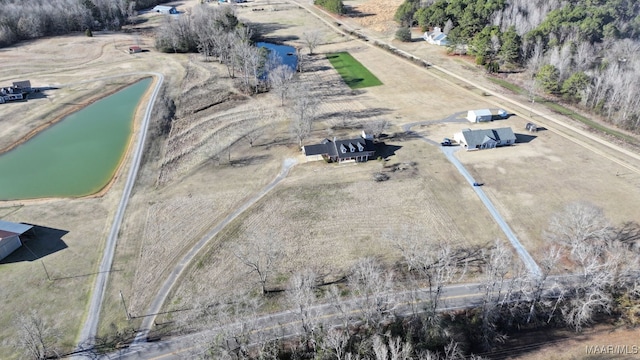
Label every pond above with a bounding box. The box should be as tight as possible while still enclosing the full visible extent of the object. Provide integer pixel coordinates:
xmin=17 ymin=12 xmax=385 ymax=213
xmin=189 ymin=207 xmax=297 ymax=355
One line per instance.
xmin=0 ymin=78 xmax=152 ymax=200
xmin=257 ymin=42 xmax=298 ymax=73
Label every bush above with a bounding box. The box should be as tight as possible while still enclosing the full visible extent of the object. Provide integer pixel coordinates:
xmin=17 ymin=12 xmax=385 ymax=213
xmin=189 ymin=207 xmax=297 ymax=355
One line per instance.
xmin=85 ymin=29 xmax=93 ymax=37
xmin=484 ymin=61 xmax=499 ymax=73
xmin=395 ymin=27 xmax=412 ymax=42
xmin=314 ymin=0 xmax=344 ymax=14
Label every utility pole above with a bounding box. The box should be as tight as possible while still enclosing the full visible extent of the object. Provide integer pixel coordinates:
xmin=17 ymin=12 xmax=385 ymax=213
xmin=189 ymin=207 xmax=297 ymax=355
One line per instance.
xmin=120 ymin=290 xmax=132 ymax=321
xmin=41 ymin=260 xmax=51 ymax=281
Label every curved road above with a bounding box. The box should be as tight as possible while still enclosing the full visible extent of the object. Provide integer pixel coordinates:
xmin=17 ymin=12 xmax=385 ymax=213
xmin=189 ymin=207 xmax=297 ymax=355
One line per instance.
xmin=133 ymin=158 xmax=298 ymax=344
xmin=74 ymin=72 xmax=164 ymax=356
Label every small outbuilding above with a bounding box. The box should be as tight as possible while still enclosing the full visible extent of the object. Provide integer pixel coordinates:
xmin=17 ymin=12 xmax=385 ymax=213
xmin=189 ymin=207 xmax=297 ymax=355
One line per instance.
xmin=153 ymin=5 xmax=178 ymax=14
xmin=0 ymin=220 xmax=33 ymax=261
xmin=525 ymin=122 xmax=538 ymax=132
xmin=128 ymin=46 xmax=142 ymax=54
xmin=466 ymin=109 xmax=493 ymax=123
xmin=454 ymin=127 xmax=516 ymax=150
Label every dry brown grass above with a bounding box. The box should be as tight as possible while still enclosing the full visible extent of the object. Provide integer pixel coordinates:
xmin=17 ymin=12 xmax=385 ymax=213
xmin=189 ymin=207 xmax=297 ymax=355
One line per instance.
xmin=1 ymin=0 xmax=640 ymax=356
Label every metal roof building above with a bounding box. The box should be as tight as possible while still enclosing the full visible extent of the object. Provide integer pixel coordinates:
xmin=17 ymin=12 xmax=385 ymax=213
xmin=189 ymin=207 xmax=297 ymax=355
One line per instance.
xmin=0 ymin=220 xmax=33 ymax=261
xmin=467 ymin=109 xmax=493 ymax=123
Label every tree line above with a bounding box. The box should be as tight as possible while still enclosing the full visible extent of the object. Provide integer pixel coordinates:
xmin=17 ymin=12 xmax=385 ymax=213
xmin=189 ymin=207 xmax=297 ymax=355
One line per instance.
xmin=395 ymin=0 xmax=640 ymax=132
xmin=0 ymin=0 xmax=174 ymax=47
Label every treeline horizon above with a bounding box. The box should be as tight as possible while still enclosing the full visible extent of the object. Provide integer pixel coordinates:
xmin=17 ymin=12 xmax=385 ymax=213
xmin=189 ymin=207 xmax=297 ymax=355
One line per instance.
xmin=0 ymin=0 xmax=172 ymax=47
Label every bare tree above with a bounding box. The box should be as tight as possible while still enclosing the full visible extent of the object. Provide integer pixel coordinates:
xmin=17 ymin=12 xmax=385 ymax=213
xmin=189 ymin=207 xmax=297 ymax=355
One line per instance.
xmin=302 ymin=30 xmax=323 ymax=55
xmin=364 ymin=119 xmax=389 ymax=139
xmin=12 ymin=310 xmax=60 ymax=360
xmin=349 ymin=258 xmax=394 ymax=328
xmin=234 ymin=230 xmax=283 ymax=295
xmin=289 ymin=81 xmax=319 ymax=147
xmin=478 ymin=240 xmax=513 ymax=350
xmin=286 ymin=269 xmax=318 ymax=346
xmin=322 ymin=328 xmax=350 ymax=360
xmin=268 ymin=64 xmax=296 ymax=106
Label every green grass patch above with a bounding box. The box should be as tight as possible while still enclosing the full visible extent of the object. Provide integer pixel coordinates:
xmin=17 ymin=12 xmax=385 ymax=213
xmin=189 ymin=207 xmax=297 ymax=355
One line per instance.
xmin=487 ymin=77 xmax=526 ymax=95
xmin=487 ymin=77 xmax=640 ymax=146
xmin=326 ymin=52 xmax=382 ymax=89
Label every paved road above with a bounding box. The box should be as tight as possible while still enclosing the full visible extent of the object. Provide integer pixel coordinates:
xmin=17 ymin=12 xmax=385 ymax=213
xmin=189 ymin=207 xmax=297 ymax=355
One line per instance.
xmin=110 ymin=282 xmax=488 ymax=359
xmin=108 ymin=275 xmax=577 ymax=360
xmin=133 ymin=158 xmax=298 ymax=344
xmin=74 ymin=73 xmax=164 ymax=356
xmin=402 ymin=121 xmax=541 ymax=276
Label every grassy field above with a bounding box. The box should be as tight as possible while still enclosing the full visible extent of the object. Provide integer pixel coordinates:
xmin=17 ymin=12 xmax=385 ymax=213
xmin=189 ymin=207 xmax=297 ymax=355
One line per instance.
xmin=326 ymin=52 xmax=383 ymax=89
xmin=1 ymin=0 xmax=640 ymax=357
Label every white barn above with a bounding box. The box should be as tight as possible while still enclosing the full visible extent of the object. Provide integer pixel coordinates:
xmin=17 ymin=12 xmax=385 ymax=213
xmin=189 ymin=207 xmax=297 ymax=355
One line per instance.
xmin=0 ymin=220 xmax=33 ymax=261
xmin=467 ymin=109 xmax=493 ymax=123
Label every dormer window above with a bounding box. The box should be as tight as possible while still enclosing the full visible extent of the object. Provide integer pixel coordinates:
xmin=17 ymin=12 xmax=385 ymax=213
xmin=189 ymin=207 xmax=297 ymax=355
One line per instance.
xmin=340 ymin=144 xmax=347 ymax=153
xmin=349 ymin=143 xmax=356 ymax=152
xmin=357 ymin=142 xmax=364 ymax=151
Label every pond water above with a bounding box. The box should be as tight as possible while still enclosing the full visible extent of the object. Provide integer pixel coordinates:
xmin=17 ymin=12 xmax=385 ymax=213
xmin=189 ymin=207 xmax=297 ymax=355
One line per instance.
xmin=0 ymin=78 xmax=152 ymax=200
xmin=257 ymin=42 xmax=298 ymax=72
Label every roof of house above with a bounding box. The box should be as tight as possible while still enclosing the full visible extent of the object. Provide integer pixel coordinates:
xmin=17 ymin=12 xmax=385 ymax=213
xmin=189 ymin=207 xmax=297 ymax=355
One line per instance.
xmin=0 ymin=220 xmax=33 ymax=236
xmin=0 ymin=229 xmax=18 ymax=239
xmin=303 ymin=143 xmax=329 ymax=156
xmin=460 ymin=127 xmax=516 ymax=148
xmin=129 ymin=46 xmax=141 ymax=50
xmin=302 ymin=137 xmax=375 ymax=159
xmin=12 ymin=80 xmax=31 ymax=89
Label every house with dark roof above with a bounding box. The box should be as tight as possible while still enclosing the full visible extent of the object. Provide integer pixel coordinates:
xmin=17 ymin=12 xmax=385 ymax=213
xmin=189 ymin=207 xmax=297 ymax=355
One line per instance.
xmin=302 ymin=133 xmax=375 ymax=162
xmin=453 ymin=127 xmax=516 ymax=150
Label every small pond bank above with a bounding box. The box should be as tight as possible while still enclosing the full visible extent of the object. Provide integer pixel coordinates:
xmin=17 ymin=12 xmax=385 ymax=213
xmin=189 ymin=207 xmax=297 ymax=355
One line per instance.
xmin=0 ymin=78 xmax=152 ymax=200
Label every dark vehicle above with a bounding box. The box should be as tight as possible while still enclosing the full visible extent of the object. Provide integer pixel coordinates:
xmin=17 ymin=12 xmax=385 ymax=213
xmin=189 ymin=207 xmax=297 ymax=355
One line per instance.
xmin=473 ymin=182 xmax=483 ymax=187
xmin=441 ymin=138 xmax=452 ymax=146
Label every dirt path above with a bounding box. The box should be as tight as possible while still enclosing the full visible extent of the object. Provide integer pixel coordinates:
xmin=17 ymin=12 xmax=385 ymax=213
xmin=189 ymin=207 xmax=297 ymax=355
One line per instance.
xmin=73 ymin=72 xmax=164 ymax=355
xmin=133 ymin=158 xmax=298 ymax=343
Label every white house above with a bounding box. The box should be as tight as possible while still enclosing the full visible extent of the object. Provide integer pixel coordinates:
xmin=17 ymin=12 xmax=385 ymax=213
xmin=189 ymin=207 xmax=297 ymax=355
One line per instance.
xmin=467 ymin=109 xmax=493 ymax=123
xmin=423 ymin=27 xmax=449 ymax=46
xmin=454 ymin=127 xmax=516 ymax=150
xmin=0 ymin=220 xmax=33 ymax=261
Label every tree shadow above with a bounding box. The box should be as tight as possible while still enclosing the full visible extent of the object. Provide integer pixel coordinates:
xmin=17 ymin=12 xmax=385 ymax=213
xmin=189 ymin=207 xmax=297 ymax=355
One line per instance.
xmin=0 ymin=225 xmax=68 ymax=264
xmin=250 ymin=23 xmax=295 ymax=40
xmin=344 ymin=6 xmax=374 ymax=18
xmin=230 ymin=154 xmax=272 ymax=167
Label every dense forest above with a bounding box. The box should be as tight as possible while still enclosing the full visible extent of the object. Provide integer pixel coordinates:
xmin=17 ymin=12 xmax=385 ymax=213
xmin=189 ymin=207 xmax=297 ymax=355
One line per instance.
xmin=0 ymin=0 xmax=170 ymax=47
xmin=396 ymin=0 xmax=640 ymax=132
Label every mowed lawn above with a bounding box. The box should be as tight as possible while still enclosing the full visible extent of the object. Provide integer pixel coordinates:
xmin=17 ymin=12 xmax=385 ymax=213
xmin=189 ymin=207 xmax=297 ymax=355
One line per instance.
xmin=326 ymin=52 xmax=383 ymax=89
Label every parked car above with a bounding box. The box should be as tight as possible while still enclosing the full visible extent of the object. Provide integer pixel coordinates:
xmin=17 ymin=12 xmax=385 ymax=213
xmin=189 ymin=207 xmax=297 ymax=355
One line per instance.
xmin=441 ymin=138 xmax=452 ymax=146
xmin=473 ymin=182 xmax=483 ymax=187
